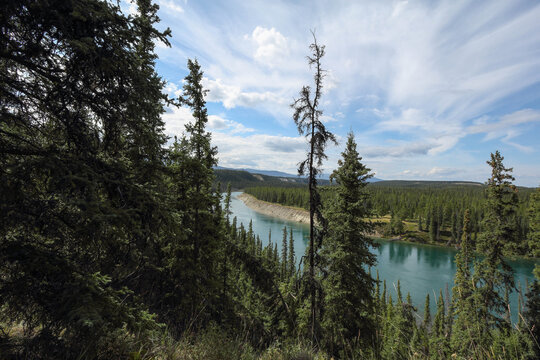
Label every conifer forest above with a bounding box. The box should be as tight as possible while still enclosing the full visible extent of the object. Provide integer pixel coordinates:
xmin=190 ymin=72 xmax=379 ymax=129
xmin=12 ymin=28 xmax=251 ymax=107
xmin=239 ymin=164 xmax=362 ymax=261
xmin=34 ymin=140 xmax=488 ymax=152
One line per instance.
xmin=1 ymin=1 xmax=539 ymax=359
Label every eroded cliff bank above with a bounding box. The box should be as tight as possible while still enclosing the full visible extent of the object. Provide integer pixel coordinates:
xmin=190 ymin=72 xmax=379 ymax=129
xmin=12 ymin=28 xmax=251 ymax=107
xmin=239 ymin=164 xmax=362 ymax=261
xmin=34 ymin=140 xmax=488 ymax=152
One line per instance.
xmin=237 ymin=193 xmax=310 ymax=224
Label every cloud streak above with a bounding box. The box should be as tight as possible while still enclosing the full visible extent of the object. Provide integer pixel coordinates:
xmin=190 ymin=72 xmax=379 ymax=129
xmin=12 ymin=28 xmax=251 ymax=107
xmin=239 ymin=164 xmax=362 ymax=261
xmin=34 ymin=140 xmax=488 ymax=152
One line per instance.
xmin=149 ymin=0 xmax=540 ymax=185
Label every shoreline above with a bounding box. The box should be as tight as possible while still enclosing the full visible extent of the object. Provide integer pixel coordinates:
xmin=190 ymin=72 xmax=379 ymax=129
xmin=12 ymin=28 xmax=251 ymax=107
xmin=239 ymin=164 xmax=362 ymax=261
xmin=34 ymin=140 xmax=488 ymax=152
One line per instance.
xmin=236 ymin=192 xmax=384 ymax=238
xmin=237 ymin=193 xmax=311 ymax=224
xmin=236 ymin=193 xmax=539 ymax=261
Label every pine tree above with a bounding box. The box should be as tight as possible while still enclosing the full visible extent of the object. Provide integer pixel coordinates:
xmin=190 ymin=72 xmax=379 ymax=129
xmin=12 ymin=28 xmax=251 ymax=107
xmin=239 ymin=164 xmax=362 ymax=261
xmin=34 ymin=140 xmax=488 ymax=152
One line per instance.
xmin=281 ymin=226 xmax=288 ymax=280
xmin=430 ymin=206 xmax=438 ymax=243
xmin=423 ymin=294 xmax=431 ymax=331
xmin=321 ymin=132 xmax=377 ymax=355
xmin=525 ymin=265 xmax=540 ymax=358
xmin=177 ymin=57 xmax=222 ymax=327
xmin=527 ymin=187 xmax=540 ymax=257
xmin=474 ymin=151 xmax=517 ymax=341
xmin=0 ymin=0 xmax=170 ymax=356
xmin=291 ymin=32 xmax=337 ymax=343
xmin=288 ymin=228 xmax=296 ymax=277
xmin=451 ymin=209 xmax=481 ymax=356
xmin=224 ymin=183 xmax=232 ymax=225
xmin=431 ymin=290 xmax=449 ymax=359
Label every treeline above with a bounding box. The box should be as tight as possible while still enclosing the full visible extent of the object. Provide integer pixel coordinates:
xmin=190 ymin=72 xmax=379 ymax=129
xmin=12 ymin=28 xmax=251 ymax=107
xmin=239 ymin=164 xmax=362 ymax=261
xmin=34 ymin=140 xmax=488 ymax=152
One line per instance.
xmin=244 ymin=184 xmax=538 ymax=257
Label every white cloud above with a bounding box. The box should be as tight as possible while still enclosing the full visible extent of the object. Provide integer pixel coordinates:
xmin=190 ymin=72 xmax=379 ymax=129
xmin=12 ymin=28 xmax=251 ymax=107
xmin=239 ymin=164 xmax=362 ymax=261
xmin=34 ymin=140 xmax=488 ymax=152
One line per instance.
xmin=208 ymin=115 xmax=255 ymax=134
xmin=212 ymin=133 xmax=308 ymax=172
xmin=360 ymin=141 xmax=435 ymax=158
xmin=467 ymin=109 xmax=540 ymax=139
xmin=203 ymin=77 xmax=288 ymax=112
xmin=159 ymin=0 xmax=184 ymax=14
xmin=427 ymin=167 xmax=455 ymax=176
xmin=248 ymin=27 xmax=289 ymax=67
xmin=162 ymin=106 xmax=193 ymax=138
xmin=162 ymin=109 xmax=255 ymax=140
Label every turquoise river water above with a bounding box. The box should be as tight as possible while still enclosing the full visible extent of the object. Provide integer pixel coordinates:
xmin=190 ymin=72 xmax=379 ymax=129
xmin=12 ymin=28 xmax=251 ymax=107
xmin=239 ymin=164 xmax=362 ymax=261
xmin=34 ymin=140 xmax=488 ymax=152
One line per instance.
xmin=229 ymin=192 xmax=539 ymax=322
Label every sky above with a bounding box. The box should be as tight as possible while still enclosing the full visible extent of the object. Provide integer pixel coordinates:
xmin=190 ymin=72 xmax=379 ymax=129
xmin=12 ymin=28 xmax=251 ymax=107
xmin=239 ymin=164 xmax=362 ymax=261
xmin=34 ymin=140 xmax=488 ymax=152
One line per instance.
xmin=123 ymin=0 xmax=540 ymax=186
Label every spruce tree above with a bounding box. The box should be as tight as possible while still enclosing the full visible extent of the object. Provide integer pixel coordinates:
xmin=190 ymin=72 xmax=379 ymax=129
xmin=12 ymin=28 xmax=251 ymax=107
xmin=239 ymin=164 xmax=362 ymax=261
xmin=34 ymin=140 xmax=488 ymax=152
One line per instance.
xmin=474 ymin=151 xmax=517 ymax=341
xmin=177 ymin=58 xmax=221 ymax=326
xmin=281 ymin=226 xmax=288 ymax=279
xmin=0 ymin=0 xmax=171 ymax=356
xmin=451 ymin=209 xmax=482 ymax=356
xmin=288 ymin=228 xmax=296 ymax=277
xmin=525 ymin=265 xmax=540 ymax=358
xmin=527 ymin=187 xmax=540 ymax=257
xmin=321 ymin=132 xmax=377 ymax=355
xmin=291 ymin=33 xmax=337 ymax=343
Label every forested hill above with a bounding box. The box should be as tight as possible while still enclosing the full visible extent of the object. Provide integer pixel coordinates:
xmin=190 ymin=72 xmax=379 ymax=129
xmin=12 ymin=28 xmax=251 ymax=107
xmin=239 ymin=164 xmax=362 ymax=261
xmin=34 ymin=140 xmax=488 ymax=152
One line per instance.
xmin=215 ymin=168 xmax=491 ymax=190
xmin=215 ymin=168 xmax=331 ymax=189
xmin=370 ymin=180 xmax=484 ymax=188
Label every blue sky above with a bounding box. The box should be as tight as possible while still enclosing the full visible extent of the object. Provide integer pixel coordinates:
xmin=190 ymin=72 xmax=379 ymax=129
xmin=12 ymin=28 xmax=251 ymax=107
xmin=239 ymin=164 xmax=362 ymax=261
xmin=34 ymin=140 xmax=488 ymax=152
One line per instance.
xmin=124 ymin=0 xmax=540 ymax=186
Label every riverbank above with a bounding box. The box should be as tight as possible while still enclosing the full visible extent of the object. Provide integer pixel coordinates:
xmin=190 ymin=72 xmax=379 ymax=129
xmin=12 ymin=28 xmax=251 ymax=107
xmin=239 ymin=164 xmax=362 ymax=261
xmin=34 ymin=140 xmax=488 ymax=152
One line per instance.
xmin=237 ymin=193 xmax=311 ymax=224
xmin=237 ymin=192 xmax=387 ymax=237
xmin=237 ymin=193 xmax=460 ymax=249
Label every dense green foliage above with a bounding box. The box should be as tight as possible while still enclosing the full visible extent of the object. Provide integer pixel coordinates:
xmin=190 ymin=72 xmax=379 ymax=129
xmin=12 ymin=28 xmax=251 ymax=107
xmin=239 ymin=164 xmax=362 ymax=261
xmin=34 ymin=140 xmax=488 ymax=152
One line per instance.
xmin=245 ymin=182 xmax=536 ymax=257
xmin=321 ymin=133 xmax=378 ymax=357
xmin=1 ymin=1 xmax=539 ymax=359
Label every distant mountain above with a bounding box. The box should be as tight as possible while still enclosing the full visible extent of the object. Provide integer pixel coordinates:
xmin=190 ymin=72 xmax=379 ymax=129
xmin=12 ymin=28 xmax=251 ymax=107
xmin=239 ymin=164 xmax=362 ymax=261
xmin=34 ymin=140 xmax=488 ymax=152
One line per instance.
xmin=215 ymin=166 xmax=383 ymax=182
xmin=214 ymin=168 xmax=489 ymax=190
xmin=370 ymin=180 xmax=484 ymax=188
xmin=215 ymin=166 xmax=301 ymax=178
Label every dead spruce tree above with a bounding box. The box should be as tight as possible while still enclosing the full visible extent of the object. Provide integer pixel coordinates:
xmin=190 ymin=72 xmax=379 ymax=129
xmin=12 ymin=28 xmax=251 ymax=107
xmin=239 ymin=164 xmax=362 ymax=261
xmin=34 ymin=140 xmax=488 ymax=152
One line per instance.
xmin=291 ymin=33 xmax=337 ymax=344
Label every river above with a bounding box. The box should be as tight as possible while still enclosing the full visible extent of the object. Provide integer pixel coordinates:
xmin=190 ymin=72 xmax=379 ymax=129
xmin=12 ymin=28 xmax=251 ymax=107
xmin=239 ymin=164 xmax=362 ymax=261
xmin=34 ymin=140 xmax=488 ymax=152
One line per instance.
xmin=229 ymin=191 xmax=539 ymax=322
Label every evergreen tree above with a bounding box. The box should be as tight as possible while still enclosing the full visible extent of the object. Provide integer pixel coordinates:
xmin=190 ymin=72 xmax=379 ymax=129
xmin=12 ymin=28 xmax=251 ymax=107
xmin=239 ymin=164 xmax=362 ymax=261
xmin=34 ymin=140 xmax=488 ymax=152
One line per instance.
xmin=224 ymin=183 xmax=232 ymax=224
xmin=423 ymin=294 xmax=431 ymax=330
xmin=176 ymin=57 xmax=222 ymax=327
xmin=528 ymin=187 xmax=540 ymax=257
xmin=525 ymin=265 xmax=540 ymax=358
xmin=291 ymin=33 xmax=337 ymax=343
xmin=281 ymin=226 xmax=288 ymax=279
xmin=429 ymin=206 xmax=438 ymax=243
xmin=474 ymin=151 xmax=517 ymax=341
xmin=0 ymin=0 xmax=171 ymax=356
xmin=451 ymin=209 xmax=482 ymax=356
xmin=430 ymin=290 xmax=449 ymax=359
xmin=288 ymin=228 xmax=296 ymax=277
xmin=321 ymin=132 xmax=377 ymax=355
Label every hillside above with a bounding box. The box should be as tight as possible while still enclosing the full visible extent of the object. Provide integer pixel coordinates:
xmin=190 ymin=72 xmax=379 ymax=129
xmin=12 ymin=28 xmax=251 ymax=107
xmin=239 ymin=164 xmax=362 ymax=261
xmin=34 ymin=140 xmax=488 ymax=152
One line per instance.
xmin=215 ymin=168 xmax=330 ymax=190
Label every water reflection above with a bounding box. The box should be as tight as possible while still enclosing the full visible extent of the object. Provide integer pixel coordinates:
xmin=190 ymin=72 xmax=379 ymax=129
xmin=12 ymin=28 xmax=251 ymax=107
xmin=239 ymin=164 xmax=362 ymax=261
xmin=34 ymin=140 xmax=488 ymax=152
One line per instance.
xmin=229 ymin=192 xmax=539 ymax=322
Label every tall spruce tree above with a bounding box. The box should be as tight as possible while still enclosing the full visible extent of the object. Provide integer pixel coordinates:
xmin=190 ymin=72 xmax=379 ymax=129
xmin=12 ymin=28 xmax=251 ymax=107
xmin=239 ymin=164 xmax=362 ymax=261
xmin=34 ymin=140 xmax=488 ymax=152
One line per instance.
xmin=291 ymin=33 xmax=337 ymax=343
xmin=474 ymin=151 xmax=518 ymax=345
xmin=321 ymin=132 xmax=377 ymax=356
xmin=451 ymin=209 xmax=483 ymax=356
xmin=0 ymin=0 xmax=171 ymax=356
xmin=177 ymin=58 xmax=221 ymax=327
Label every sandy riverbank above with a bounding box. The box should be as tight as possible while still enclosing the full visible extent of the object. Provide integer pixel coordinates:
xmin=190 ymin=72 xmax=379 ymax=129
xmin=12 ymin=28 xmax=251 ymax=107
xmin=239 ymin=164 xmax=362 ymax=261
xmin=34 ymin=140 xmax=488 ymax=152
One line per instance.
xmin=237 ymin=193 xmax=310 ymax=224
xmin=237 ymin=193 xmax=389 ymax=238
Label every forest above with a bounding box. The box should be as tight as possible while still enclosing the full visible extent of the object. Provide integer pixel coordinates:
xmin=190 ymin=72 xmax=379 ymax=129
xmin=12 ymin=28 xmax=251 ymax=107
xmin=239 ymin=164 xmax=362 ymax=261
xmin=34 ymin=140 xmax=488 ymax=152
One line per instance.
xmin=1 ymin=1 xmax=539 ymax=359
xmin=244 ymin=183 xmax=537 ymax=257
